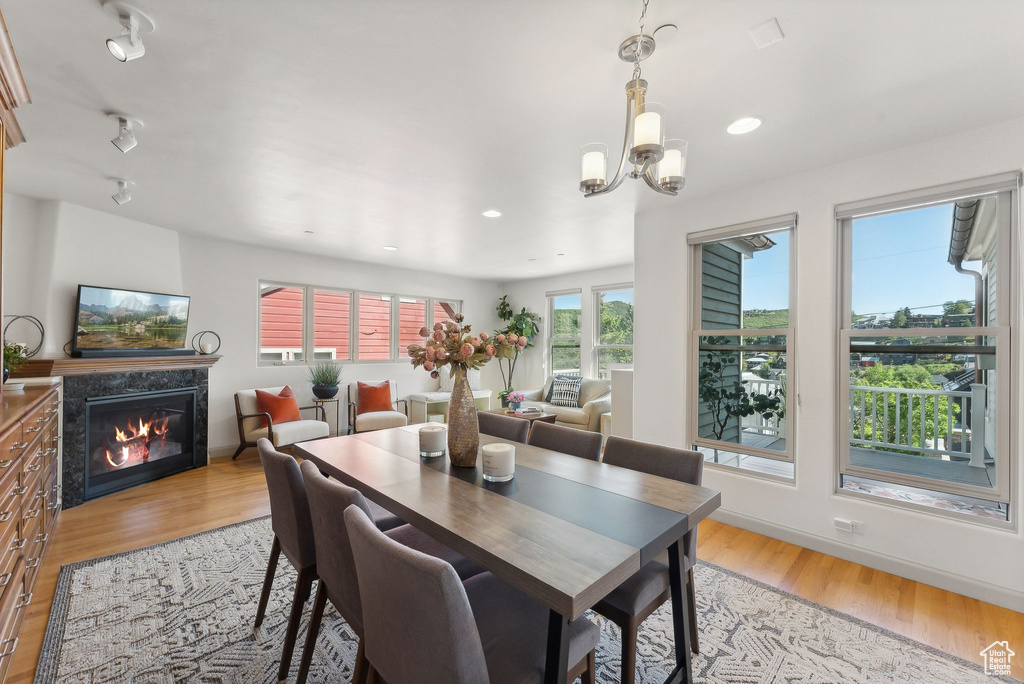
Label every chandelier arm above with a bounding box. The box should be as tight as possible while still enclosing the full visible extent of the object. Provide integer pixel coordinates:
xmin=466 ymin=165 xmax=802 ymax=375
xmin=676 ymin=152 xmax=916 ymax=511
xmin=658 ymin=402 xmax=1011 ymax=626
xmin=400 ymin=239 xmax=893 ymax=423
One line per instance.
xmin=642 ymin=167 xmax=678 ymax=196
xmin=585 ymin=89 xmax=637 ymax=197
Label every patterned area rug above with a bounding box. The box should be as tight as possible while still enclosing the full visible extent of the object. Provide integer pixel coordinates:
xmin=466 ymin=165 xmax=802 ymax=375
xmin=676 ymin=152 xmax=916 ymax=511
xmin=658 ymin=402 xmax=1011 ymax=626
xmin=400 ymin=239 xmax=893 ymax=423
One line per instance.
xmin=35 ymin=517 xmax=1010 ymax=683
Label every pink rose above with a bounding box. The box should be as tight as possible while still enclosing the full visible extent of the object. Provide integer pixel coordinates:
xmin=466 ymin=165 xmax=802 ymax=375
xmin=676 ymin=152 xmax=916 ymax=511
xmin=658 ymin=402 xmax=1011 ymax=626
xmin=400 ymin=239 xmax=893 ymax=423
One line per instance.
xmin=460 ymin=343 xmax=474 ymax=357
xmin=480 ymin=331 xmax=489 ymax=341
xmin=471 ymin=337 xmax=480 ymax=346
xmin=508 ymin=333 xmax=519 ymax=343
xmin=423 ymin=360 xmax=435 ymax=371
xmin=516 ymin=337 xmax=527 ymax=348
xmin=433 ymin=322 xmax=443 ymax=332
xmin=485 ymin=345 xmax=496 ymax=357
xmin=518 ymin=336 xmax=528 ymax=346
xmin=418 ymin=326 xmax=430 ymax=338
xmin=449 ymin=333 xmax=459 ymax=342
xmin=432 ymin=331 xmax=444 ymax=343
xmin=496 ymin=334 xmax=507 ymax=344
xmin=425 ymin=347 xmax=436 ymax=361
xmin=435 ymin=348 xmax=448 ymax=360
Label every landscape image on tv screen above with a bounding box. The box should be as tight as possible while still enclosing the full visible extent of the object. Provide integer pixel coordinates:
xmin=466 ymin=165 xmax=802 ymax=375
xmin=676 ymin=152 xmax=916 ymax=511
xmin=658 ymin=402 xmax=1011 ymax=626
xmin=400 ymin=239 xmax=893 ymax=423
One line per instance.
xmin=75 ymin=286 xmax=190 ymax=350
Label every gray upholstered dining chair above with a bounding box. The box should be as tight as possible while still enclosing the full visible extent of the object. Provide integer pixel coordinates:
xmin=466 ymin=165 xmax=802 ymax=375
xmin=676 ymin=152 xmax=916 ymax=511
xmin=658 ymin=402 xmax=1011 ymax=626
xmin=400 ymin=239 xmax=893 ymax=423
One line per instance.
xmin=593 ymin=436 xmax=703 ymax=684
xmin=296 ymin=461 xmax=484 ymax=684
xmin=527 ymin=420 xmax=603 ymax=461
xmin=344 ymin=504 xmax=600 ymax=684
xmin=254 ymin=439 xmax=404 ymax=681
xmin=477 ymin=410 xmax=529 ymax=443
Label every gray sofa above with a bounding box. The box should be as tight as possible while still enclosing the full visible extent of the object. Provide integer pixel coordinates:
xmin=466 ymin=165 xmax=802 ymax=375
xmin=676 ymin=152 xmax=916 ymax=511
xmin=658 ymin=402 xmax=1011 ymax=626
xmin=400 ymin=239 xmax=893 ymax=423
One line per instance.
xmin=520 ymin=376 xmax=611 ymax=432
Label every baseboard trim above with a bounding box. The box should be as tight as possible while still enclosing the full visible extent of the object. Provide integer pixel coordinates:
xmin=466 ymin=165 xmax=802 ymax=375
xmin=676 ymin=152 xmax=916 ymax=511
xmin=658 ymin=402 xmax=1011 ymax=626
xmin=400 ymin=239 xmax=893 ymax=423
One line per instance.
xmin=710 ymin=508 xmax=1024 ymax=613
xmin=209 ymin=444 xmax=245 ymax=459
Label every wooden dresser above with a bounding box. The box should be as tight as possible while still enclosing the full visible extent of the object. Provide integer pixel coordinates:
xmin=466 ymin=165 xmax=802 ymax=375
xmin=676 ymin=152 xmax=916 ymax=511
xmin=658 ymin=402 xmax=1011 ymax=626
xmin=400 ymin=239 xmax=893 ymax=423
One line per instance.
xmin=0 ymin=383 xmax=61 ymax=679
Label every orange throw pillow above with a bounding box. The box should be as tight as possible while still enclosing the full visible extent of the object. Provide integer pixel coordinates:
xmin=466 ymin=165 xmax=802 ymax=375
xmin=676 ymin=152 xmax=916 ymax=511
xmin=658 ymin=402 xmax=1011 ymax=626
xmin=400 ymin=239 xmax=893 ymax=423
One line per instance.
xmin=255 ymin=386 xmax=302 ymax=428
xmin=357 ymin=381 xmax=393 ymax=415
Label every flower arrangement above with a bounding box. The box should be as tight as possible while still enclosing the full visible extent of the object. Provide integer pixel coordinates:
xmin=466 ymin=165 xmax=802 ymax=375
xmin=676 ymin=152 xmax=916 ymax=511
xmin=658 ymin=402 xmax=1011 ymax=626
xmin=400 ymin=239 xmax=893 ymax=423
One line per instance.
xmin=407 ymin=313 xmax=527 ymax=377
xmin=507 ymin=390 xmax=525 ymax=404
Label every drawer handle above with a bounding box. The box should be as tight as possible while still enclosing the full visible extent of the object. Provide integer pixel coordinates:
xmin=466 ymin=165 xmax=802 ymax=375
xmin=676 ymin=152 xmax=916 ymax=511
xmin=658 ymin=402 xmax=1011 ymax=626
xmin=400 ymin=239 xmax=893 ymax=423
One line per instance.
xmin=45 ymin=408 xmax=58 ymax=415
xmin=0 ymin=636 xmax=18 ymax=659
xmin=35 ymin=416 xmax=47 ymax=424
xmin=0 ymin=460 xmax=11 ymax=470
xmin=0 ymin=511 xmax=11 ymax=523
xmin=25 ymin=426 xmax=41 ymax=434
xmin=25 ymin=464 xmax=41 ymax=473
xmin=0 ymin=573 xmax=11 ymax=588
xmin=36 ymin=533 xmax=48 ymax=544
xmin=23 ymin=509 xmax=39 ymax=520
xmin=8 ymin=443 xmax=26 ymax=452
xmin=25 ymin=558 xmax=38 ymax=569
xmin=17 ymin=593 xmax=31 ymax=609
xmin=47 ymin=502 xmax=59 ymax=511
xmin=12 ymin=487 xmax=26 ymax=496
xmin=9 ymin=539 xmax=24 ymax=551
xmin=44 ymin=448 xmax=57 ymax=456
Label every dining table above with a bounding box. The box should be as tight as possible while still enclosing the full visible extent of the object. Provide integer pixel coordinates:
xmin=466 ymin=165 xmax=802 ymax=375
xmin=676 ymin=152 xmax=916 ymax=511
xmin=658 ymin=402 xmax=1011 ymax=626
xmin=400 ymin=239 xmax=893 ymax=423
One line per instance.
xmin=295 ymin=424 xmax=721 ymax=684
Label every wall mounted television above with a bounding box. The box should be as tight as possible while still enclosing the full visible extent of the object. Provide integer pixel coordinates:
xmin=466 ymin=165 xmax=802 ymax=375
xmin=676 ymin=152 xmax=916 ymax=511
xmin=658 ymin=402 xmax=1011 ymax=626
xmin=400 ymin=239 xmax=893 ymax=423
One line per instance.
xmin=72 ymin=285 xmax=194 ymax=357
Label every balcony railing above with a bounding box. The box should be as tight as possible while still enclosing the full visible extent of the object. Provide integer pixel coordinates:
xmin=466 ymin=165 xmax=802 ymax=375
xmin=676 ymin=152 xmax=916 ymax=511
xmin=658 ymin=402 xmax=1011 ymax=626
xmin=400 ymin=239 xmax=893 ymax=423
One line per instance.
xmin=849 ymin=383 xmax=986 ymax=468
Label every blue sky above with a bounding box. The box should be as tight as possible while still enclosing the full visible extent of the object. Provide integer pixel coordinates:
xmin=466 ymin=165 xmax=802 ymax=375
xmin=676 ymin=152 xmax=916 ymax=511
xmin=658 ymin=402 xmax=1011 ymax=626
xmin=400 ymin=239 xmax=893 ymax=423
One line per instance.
xmin=741 ymin=203 xmax=976 ymax=314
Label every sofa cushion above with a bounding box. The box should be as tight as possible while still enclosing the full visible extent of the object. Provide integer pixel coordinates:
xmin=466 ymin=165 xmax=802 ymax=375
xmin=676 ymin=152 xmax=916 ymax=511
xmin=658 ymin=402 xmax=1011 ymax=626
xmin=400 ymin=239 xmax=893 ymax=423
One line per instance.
xmin=245 ymin=419 xmax=329 ymax=448
xmin=255 ymin=386 xmax=301 ymax=428
xmin=355 ymin=410 xmax=409 ymax=432
xmin=545 ymin=405 xmax=590 ymax=426
xmin=550 ymin=377 xmax=583 ymax=407
xmin=544 ymin=375 xmax=576 ymax=402
xmin=577 ymin=378 xmax=612 ymax=406
xmin=409 ymin=389 xmax=493 ymax=403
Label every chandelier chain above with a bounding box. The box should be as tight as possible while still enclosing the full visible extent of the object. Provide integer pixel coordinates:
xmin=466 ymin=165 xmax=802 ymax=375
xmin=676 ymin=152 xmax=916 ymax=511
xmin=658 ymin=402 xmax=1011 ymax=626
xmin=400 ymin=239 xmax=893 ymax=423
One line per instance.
xmin=632 ymin=0 xmax=651 ymax=80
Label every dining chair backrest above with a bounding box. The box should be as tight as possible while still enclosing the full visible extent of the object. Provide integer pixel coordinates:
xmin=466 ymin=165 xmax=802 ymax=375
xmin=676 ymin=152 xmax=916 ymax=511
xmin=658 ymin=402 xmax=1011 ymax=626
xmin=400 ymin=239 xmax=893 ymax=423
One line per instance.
xmin=299 ymin=460 xmax=373 ymax=633
xmin=344 ymin=505 xmax=490 ymax=684
xmin=257 ymin=438 xmax=316 ymax=569
xmin=477 ymin=411 xmax=529 ymax=443
xmin=527 ymin=420 xmax=602 ymax=461
xmin=602 ymin=436 xmax=704 ymax=561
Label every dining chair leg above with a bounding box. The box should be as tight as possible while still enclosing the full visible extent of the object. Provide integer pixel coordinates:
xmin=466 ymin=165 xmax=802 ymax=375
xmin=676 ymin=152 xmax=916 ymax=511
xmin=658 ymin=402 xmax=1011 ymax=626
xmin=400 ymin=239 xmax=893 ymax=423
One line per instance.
xmin=620 ymin=616 xmax=638 ymax=684
xmin=296 ymin=581 xmax=328 ymax=684
xmin=365 ymin=662 xmax=377 ymax=684
xmin=278 ymin=567 xmax=313 ymax=681
xmin=353 ymin=639 xmax=368 ymax=684
xmin=687 ymin=567 xmax=699 ymax=655
xmin=254 ymin=536 xmax=281 ymax=629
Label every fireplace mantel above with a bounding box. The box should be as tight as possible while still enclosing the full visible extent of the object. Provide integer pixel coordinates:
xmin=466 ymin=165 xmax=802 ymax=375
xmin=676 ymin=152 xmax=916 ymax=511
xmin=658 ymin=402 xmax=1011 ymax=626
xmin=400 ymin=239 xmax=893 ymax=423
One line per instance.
xmin=14 ymin=354 xmax=221 ymax=377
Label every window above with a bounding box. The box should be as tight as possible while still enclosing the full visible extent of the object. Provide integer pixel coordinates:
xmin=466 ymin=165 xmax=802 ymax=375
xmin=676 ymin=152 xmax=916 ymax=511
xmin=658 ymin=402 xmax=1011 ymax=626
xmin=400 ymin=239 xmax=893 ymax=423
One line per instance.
xmin=689 ymin=215 xmax=796 ymax=480
xmin=594 ymin=285 xmax=634 ymax=379
xmin=357 ymin=294 xmax=392 ymax=361
xmin=837 ymin=175 xmax=1016 ymax=522
xmin=259 ymin=284 xmax=305 ymax=361
xmin=257 ymin=282 xmax=461 ymax=365
xmin=548 ymin=291 xmax=582 ymax=376
xmin=313 ymin=289 xmax=351 ymax=360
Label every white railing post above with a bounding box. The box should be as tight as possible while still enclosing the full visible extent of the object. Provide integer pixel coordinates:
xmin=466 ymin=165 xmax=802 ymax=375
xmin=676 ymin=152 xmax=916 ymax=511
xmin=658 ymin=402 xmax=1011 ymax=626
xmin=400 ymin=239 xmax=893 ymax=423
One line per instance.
xmin=969 ymin=383 xmax=987 ymax=468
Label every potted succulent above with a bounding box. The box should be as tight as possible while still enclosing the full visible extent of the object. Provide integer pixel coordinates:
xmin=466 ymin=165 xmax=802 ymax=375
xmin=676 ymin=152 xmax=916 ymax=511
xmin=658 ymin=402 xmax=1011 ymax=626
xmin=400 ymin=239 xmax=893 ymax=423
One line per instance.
xmin=2 ymin=342 xmax=26 ymax=384
xmin=308 ymin=360 xmax=343 ymax=399
xmin=407 ymin=313 xmax=525 ymax=466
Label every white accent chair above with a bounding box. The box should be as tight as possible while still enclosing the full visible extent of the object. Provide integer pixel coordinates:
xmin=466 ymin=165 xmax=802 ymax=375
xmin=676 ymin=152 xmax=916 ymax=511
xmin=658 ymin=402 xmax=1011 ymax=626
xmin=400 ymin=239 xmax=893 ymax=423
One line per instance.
xmin=347 ymin=382 xmax=409 ymax=434
xmin=406 ymin=368 xmax=492 ymax=424
xmin=520 ymin=376 xmax=611 ymax=432
xmin=232 ymin=387 xmax=329 ymax=458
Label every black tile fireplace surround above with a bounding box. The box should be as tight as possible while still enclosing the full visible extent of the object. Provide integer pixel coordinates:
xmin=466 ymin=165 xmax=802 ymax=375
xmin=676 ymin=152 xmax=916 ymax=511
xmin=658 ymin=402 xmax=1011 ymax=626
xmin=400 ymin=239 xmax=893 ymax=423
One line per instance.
xmin=63 ymin=369 xmax=209 ymax=508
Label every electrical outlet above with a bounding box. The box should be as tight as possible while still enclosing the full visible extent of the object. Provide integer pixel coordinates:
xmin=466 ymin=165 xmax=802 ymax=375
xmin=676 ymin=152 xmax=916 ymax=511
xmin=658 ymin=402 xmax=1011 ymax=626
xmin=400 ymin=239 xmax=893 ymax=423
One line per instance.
xmin=833 ymin=517 xmax=853 ymax=532
xmin=850 ymin=520 xmax=864 ymax=534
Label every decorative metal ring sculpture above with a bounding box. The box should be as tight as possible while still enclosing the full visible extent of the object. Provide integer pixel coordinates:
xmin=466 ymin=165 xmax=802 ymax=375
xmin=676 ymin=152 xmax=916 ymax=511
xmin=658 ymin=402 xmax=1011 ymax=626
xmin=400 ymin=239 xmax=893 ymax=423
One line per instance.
xmin=3 ymin=315 xmax=45 ymax=358
xmin=191 ymin=330 xmax=221 ymax=355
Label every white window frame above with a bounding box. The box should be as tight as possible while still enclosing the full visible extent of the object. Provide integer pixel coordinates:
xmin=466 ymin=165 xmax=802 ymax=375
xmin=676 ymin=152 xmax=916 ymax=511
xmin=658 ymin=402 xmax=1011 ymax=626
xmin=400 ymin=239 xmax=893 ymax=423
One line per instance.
xmin=592 ymin=283 xmax=634 ymax=379
xmin=687 ymin=214 xmax=798 ymax=481
xmin=835 ymin=173 xmax=1019 ymax=512
xmin=257 ymin=279 xmax=461 ymax=366
xmin=547 ymin=289 xmax=583 ymax=377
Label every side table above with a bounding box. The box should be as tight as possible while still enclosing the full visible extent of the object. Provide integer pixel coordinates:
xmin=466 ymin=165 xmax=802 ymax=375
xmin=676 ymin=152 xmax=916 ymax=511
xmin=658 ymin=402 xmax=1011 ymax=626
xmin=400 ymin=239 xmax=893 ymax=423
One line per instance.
xmin=312 ymin=397 xmax=342 ymax=436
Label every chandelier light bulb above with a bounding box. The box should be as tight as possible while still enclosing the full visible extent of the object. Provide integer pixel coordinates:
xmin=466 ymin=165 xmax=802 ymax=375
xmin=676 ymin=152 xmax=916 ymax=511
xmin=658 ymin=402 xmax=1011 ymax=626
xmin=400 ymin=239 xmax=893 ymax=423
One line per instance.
xmin=658 ymin=139 xmax=688 ymax=192
xmin=633 ymin=109 xmax=662 ymax=148
xmin=579 ymin=143 xmax=609 ymax=192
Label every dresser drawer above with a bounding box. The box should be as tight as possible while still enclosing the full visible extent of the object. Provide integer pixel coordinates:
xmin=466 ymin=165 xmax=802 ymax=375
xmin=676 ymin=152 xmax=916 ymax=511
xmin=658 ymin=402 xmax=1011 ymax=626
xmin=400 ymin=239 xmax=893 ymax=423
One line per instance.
xmin=0 ymin=466 xmax=20 ymax=536
xmin=21 ymin=392 xmax=58 ymax=439
xmin=21 ymin=458 xmax=42 ymax=518
xmin=0 ymin=556 xmax=27 ymax=681
xmin=21 ymin=512 xmax=42 ymax=594
xmin=43 ymin=466 xmax=59 ymax=535
xmin=0 ymin=424 xmax=26 ymax=473
xmin=0 ymin=510 xmax=20 ymax=601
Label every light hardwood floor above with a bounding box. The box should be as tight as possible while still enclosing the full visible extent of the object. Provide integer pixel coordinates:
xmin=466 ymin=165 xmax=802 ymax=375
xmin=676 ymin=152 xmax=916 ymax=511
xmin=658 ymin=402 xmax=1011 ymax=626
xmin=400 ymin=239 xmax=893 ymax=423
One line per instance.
xmin=10 ymin=450 xmax=1024 ymax=682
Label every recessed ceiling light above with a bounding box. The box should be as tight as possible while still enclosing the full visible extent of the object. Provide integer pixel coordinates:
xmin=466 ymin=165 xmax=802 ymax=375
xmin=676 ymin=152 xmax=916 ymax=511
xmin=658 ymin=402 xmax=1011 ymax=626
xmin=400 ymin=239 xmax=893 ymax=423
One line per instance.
xmin=383 ymin=245 xmax=398 ymax=251
xmin=527 ymin=258 xmax=538 ymax=262
xmin=304 ymin=230 xmax=314 ymax=234
xmin=481 ymin=210 xmax=501 ymax=218
xmin=727 ymin=117 xmax=762 ymax=135
xmin=557 ymin=253 xmax=565 ymax=257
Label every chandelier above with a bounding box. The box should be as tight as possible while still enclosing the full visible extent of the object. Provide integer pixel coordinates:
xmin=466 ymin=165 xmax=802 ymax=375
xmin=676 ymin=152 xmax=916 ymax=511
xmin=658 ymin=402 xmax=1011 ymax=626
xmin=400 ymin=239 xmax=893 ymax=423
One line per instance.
xmin=580 ymin=0 xmax=686 ymax=198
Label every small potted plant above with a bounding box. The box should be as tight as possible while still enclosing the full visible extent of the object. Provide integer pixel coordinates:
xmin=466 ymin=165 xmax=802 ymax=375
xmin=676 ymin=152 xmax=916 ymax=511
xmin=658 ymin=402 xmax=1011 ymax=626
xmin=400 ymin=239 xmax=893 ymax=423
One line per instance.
xmin=507 ymin=390 xmax=525 ymax=411
xmin=3 ymin=342 xmax=26 ymax=384
xmin=308 ymin=360 xmax=343 ymax=399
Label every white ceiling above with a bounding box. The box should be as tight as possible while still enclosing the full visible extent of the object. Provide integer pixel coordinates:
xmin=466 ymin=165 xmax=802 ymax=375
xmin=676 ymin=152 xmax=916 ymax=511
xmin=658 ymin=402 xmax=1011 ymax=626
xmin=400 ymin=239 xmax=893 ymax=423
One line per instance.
xmin=4 ymin=1 xmax=1024 ymax=280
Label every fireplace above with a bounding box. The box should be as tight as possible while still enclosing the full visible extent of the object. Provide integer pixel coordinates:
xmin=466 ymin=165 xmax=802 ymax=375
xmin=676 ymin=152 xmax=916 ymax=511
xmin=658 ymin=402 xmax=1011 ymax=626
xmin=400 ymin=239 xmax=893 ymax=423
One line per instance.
xmin=84 ymin=387 xmax=199 ymax=501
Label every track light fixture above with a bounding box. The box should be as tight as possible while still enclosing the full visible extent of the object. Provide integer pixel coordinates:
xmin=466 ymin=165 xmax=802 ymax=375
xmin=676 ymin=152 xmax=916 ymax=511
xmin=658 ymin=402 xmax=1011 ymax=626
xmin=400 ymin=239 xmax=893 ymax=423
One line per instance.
xmin=102 ymin=1 xmax=154 ymax=62
xmin=111 ymin=180 xmax=134 ymax=205
xmin=110 ymin=115 xmax=140 ymax=153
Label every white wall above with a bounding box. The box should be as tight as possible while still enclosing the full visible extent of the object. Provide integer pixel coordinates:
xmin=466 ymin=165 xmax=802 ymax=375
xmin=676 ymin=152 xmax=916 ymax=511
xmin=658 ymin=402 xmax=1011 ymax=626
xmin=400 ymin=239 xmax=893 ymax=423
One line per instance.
xmin=498 ymin=263 xmax=633 ymax=391
xmin=634 ymin=116 xmax=1024 ymax=611
xmin=178 ymin=235 xmax=504 ymax=451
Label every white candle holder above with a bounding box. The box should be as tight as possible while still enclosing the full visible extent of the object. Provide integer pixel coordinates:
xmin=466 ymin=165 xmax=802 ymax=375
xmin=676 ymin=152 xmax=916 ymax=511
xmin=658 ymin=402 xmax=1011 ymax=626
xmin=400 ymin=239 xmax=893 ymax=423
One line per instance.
xmin=482 ymin=443 xmax=515 ymax=483
xmin=419 ymin=425 xmax=446 ymax=459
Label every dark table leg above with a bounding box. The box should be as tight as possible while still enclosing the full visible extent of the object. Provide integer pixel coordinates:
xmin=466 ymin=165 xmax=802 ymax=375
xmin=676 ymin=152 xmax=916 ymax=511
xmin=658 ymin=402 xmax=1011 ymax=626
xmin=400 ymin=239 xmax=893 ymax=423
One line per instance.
xmin=664 ymin=539 xmax=694 ymax=684
xmin=544 ymin=610 xmax=570 ymax=684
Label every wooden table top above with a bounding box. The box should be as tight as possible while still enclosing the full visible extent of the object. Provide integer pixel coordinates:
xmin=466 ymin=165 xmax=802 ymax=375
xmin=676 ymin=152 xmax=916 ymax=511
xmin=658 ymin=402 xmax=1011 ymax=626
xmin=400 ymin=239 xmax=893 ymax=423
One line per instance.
xmin=295 ymin=425 xmax=721 ymax=619
xmin=481 ymin=408 xmax=557 ymax=422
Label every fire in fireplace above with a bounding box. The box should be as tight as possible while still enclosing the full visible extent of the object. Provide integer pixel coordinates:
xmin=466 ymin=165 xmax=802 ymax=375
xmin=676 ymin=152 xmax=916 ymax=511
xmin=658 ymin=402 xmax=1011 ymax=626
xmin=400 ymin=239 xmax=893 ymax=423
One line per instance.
xmin=84 ymin=388 xmax=198 ymax=500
